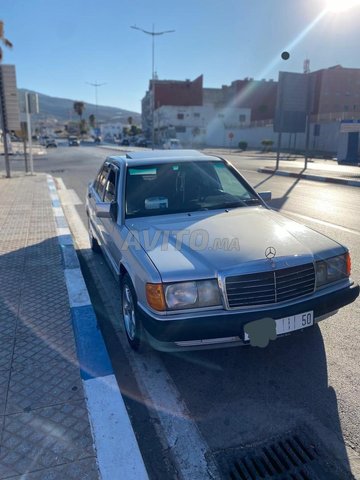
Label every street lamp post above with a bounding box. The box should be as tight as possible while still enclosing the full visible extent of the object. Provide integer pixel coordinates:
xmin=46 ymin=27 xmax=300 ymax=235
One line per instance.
xmin=131 ymin=24 xmax=175 ymax=147
xmin=86 ymin=80 xmax=106 ymax=126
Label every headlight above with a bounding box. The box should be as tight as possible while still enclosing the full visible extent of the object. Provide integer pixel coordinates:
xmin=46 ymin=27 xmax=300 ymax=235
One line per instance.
xmin=316 ymin=253 xmax=350 ymax=288
xmin=164 ymin=279 xmax=221 ymax=310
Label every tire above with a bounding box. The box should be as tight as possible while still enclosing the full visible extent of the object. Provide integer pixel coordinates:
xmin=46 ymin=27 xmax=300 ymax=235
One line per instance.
xmin=88 ymin=218 xmax=101 ymax=253
xmin=121 ymin=273 xmax=143 ymax=351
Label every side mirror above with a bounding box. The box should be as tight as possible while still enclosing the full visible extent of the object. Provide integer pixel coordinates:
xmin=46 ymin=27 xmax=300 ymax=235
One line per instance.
xmin=259 ymin=191 xmax=272 ymax=202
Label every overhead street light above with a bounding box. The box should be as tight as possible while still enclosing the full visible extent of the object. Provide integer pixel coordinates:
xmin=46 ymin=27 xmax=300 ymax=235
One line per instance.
xmin=131 ymin=24 xmax=175 ymax=147
xmin=86 ymin=80 xmax=106 ymax=123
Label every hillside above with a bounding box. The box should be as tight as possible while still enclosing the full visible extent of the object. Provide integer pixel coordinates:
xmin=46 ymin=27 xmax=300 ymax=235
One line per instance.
xmin=17 ymin=89 xmax=141 ymax=125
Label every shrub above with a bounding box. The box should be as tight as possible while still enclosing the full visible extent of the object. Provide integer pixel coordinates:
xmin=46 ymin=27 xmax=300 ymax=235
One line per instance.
xmin=238 ymin=141 xmax=248 ymax=151
xmin=261 ymin=139 xmax=274 ymax=152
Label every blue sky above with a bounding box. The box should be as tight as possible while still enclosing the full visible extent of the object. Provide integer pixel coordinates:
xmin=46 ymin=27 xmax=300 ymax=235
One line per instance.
xmin=2 ymin=0 xmax=360 ymax=113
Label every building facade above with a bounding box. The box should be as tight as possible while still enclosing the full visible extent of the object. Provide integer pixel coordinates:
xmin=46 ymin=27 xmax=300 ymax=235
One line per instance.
xmin=154 ymin=104 xmax=250 ymax=147
xmin=141 ymin=75 xmax=203 ymax=138
xmin=311 ymin=65 xmax=360 ymax=122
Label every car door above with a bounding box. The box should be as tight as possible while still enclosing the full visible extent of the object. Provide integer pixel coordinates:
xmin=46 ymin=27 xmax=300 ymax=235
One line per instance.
xmin=100 ymin=163 xmax=120 ymax=270
xmin=88 ymin=162 xmax=110 ymax=248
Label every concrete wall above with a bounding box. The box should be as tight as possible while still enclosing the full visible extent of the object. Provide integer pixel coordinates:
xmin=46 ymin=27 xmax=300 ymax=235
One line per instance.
xmin=233 ymin=121 xmax=341 ymax=153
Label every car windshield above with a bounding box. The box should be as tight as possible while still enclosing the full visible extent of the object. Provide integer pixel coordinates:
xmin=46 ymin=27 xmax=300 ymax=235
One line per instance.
xmin=125 ymin=160 xmax=260 ymax=218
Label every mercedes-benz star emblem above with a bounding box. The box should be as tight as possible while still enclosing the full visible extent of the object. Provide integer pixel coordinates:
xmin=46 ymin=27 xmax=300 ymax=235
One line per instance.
xmin=265 ymin=246 xmax=276 ymax=259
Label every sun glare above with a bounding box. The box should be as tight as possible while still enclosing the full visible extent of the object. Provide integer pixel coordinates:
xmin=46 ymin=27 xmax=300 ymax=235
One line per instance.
xmin=326 ymin=0 xmax=360 ymax=12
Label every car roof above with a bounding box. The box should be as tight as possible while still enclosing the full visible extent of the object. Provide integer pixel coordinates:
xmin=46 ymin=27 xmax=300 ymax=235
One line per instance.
xmin=108 ymin=149 xmax=219 ymax=167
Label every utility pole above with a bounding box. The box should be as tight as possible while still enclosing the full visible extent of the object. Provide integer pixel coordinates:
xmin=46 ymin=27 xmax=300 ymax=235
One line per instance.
xmin=0 ymin=71 xmax=10 ymax=177
xmin=131 ymin=24 xmax=175 ymax=147
xmin=0 ymin=20 xmax=14 ymax=178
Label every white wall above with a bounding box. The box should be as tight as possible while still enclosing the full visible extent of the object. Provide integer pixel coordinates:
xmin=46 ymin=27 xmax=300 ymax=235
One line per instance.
xmin=154 ymin=105 xmax=251 ymax=146
xmin=231 ymin=122 xmax=341 ymax=153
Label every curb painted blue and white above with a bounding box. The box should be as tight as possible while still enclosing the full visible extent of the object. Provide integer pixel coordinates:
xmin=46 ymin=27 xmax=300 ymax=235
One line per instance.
xmin=257 ymin=168 xmax=360 ymax=187
xmin=46 ymin=175 xmax=148 ymax=480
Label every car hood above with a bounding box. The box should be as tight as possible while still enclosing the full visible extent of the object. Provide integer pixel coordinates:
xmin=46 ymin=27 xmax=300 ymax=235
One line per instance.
xmin=125 ymin=207 xmax=344 ymax=282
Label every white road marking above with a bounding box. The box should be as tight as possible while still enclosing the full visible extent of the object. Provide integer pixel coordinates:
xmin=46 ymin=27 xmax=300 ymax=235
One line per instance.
xmin=64 ymin=268 xmax=92 ymax=308
xmin=56 ymin=227 xmax=72 ymax=236
xmin=127 ymin=347 xmax=220 ymax=480
xmin=52 ymin=206 xmax=64 ymax=217
xmin=58 ymin=189 xmax=83 ymax=206
xmin=84 ymin=375 xmax=149 ymax=480
xmin=55 ymin=177 xmax=90 ymax=249
xmin=278 ymin=209 xmax=360 ymax=236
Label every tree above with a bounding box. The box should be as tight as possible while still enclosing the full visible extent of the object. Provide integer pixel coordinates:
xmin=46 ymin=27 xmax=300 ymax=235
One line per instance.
xmin=0 ymin=20 xmax=13 ymax=62
xmin=89 ymin=114 xmax=96 ymax=128
xmin=127 ymin=116 xmax=133 ymax=125
xmin=130 ymin=125 xmax=142 ymax=136
xmin=73 ymin=101 xmax=85 ymax=120
xmin=79 ymin=119 xmax=88 ymax=135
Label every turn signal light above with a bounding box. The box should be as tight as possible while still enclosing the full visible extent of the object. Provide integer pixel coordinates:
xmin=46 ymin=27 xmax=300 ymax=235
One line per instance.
xmin=346 ymin=252 xmax=351 ymax=276
xmin=146 ymin=283 xmax=166 ymax=311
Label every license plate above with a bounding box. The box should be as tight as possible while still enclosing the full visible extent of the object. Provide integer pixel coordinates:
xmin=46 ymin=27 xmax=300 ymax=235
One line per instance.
xmin=244 ymin=311 xmax=313 ymax=341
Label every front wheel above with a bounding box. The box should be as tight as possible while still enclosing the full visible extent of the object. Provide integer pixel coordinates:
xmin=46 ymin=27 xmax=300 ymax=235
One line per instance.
xmin=121 ymin=273 xmax=143 ymax=350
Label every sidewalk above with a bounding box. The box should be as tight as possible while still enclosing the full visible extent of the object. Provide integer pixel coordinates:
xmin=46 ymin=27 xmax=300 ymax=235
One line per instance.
xmin=0 ymin=174 xmax=148 ymax=479
xmin=257 ymin=159 xmax=360 ymax=187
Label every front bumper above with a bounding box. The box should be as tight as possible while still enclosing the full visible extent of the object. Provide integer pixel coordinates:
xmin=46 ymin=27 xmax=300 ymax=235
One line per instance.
xmin=138 ymin=282 xmax=359 ymax=343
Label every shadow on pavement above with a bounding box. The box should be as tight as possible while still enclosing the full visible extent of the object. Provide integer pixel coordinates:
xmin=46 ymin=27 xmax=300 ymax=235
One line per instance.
xmin=267 ymin=170 xmax=305 ymax=211
xmin=0 ymin=238 xmax=98 ymax=478
xmin=159 ymin=324 xmax=354 ymax=478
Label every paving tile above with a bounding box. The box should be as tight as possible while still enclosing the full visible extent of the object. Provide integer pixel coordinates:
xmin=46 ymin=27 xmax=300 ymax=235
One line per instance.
xmin=6 ymin=457 xmax=100 ymax=479
xmin=0 ymin=337 xmax=14 ymax=372
xmin=12 ymin=331 xmax=77 ymax=370
xmin=6 ymin=359 xmax=83 ymax=414
xmin=0 ymin=310 xmax=17 ymax=338
xmin=16 ymin=318 xmax=72 ymax=339
xmin=0 ymin=370 xmax=10 ymax=415
xmin=0 ymin=401 xmax=95 ymax=477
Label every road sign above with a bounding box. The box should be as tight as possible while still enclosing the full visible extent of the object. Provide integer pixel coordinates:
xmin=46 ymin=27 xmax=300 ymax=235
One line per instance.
xmin=228 ymin=132 xmax=234 ymax=139
xmin=26 ymin=92 xmax=39 ymax=114
xmin=0 ymin=65 xmax=20 ymax=131
xmin=340 ymin=120 xmax=360 ymax=133
xmin=274 ymin=71 xmax=315 ymax=134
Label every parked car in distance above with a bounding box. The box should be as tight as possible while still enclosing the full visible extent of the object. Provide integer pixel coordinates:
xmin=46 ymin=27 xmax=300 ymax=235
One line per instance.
xmin=121 ymin=138 xmax=130 ymax=146
xmin=46 ymin=138 xmax=58 ymax=148
xmin=86 ymin=150 xmax=359 ymax=352
xmin=68 ymin=136 xmax=80 ymax=146
xmin=136 ymin=138 xmax=151 ymax=147
xmin=163 ymin=138 xmax=183 ymax=149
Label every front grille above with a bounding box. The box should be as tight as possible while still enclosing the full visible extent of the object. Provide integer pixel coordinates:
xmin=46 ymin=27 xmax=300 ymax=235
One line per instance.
xmin=225 ymin=263 xmax=315 ymax=308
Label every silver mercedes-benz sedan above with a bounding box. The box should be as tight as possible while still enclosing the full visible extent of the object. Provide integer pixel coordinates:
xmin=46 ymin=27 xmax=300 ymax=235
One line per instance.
xmin=86 ymin=150 xmax=359 ymax=351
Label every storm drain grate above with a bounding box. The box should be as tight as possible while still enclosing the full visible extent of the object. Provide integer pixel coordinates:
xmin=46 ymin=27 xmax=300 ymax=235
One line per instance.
xmin=214 ymin=429 xmax=345 ymax=480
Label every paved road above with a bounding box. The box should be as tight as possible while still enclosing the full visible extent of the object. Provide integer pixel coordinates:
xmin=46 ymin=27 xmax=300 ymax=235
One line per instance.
xmin=4 ymin=145 xmax=360 ymax=478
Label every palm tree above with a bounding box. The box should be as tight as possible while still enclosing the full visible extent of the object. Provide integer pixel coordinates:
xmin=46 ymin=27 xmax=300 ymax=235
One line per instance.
xmin=73 ymin=101 xmax=85 ymax=120
xmin=73 ymin=101 xmax=85 ymax=137
xmin=0 ymin=20 xmax=13 ymax=62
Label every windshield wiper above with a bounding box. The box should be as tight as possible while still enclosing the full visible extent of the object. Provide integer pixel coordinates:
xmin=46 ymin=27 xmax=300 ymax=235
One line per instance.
xmin=242 ymin=198 xmax=261 ymax=205
xmin=210 ymin=200 xmax=247 ymax=209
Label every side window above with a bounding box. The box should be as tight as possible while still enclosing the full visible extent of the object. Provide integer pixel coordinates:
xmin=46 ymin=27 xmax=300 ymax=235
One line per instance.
xmin=104 ymin=168 xmax=117 ymax=203
xmin=96 ymin=164 xmax=109 ymax=200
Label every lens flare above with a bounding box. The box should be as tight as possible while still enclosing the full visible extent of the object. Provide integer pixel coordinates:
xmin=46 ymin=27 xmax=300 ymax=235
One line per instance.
xmin=326 ymin=0 xmax=360 ymax=12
